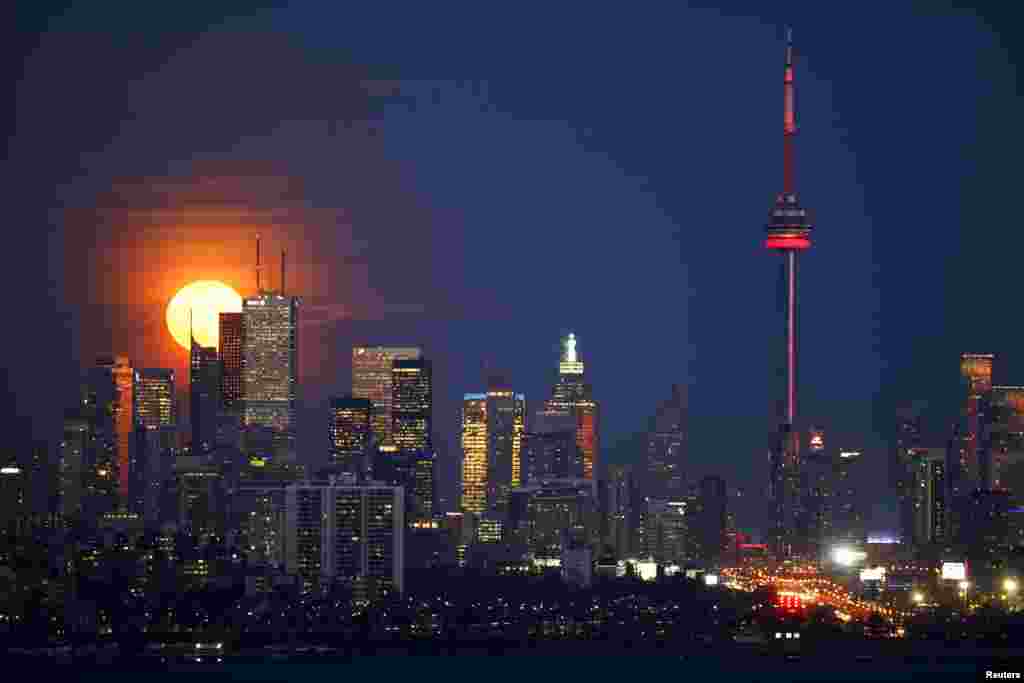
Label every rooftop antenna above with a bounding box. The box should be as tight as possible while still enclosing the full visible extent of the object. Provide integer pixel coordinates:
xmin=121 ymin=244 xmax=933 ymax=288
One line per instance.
xmin=256 ymin=234 xmax=262 ymax=294
xmin=783 ymin=25 xmax=796 ymax=195
xmin=280 ymin=248 xmax=286 ymax=296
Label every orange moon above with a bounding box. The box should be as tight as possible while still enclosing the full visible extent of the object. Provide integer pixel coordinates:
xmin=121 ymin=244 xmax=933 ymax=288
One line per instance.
xmin=166 ymin=280 xmax=243 ymax=350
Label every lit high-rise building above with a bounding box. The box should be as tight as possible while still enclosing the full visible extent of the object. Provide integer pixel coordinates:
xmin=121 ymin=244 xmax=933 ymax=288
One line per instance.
xmin=284 ymin=481 xmax=405 ymax=595
xmin=191 ymin=339 xmax=221 ymax=454
xmin=903 ymin=447 xmax=948 ymax=545
xmin=83 ymin=357 xmax=131 ymax=511
xmin=695 ymin=475 xmax=728 ymax=564
xmin=980 ymin=386 xmax=1024 ymax=491
xmin=58 ymin=417 xmax=89 ymax=521
xmin=544 ymin=334 xmax=599 ymax=481
xmin=894 ymin=402 xmax=925 ymax=546
xmin=243 ymin=293 xmax=299 ymax=454
xmin=461 ymin=394 xmax=488 ymax=514
xmin=329 ymin=396 xmax=373 ymax=475
xmin=961 ymin=353 xmax=994 ymax=490
xmin=133 ymin=369 xmax=175 ymax=430
xmin=373 ymin=449 xmax=435 ymax=524
xmin=352 ymin=346 xmax=422 ymax=448
xmin=392 ymin=358 xmax=432 ymax=452
xmin=219 ymin=312 xmax=244 ymax=410
xmin=645 ymin=384 xmax=686 ymax=500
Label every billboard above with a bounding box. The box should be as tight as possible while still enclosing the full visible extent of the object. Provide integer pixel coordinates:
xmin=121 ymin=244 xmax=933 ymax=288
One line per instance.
xmin=704 ymin=574 xmax=719 ymax=586
xmin=941 ymin=562 xmax=967 ymax=581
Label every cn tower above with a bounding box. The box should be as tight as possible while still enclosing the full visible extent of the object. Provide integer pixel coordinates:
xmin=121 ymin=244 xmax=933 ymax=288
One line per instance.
xmin=766 ymin=28 xmax=812 ymax=558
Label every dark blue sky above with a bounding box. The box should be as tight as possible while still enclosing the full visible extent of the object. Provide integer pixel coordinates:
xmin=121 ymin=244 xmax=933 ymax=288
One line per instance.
xmin=6 ymin=2 xmax=1023 ymax=532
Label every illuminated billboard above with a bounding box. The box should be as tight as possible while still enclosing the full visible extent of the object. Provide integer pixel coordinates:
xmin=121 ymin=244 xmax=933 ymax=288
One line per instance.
xmin=941 ymin=562 xmax=967 ymax=581
xmin=704 ymin=574 xmax=720 ymax=586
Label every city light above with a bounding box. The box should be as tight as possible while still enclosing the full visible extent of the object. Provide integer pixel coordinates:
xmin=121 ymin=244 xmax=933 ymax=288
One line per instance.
xmin=1004 ymin=579 xmax=1018 ymax=594
xmin=831 ymin=546 xmax=865 ymax=567
xmin=912 ymin=592 xmax=924 ymax=604
xmin=958 ymin=581 xmax=970 ymax=592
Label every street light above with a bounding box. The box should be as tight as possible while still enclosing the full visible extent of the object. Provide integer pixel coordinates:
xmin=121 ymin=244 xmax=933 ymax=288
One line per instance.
xmin=912 ymin=592 xmax=924 ymax=604
xmin=1004 ymin=579 xmax=1018 ymax=595
xmin=958 ymin=581 xmax=970 ymax=592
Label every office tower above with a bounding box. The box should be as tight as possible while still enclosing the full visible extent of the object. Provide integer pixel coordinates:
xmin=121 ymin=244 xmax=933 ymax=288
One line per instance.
xmin=980 ymin=386 xmax=1024 ymax=491
xmin=218 ymin=311 xmax=244 ymax=410
xmin=894 ymin=403 xmax=925 ymax=545
xmin=0 ymin=455 xmax=28 ymax=536
xmin=645 ymin=384 xmax=686 ymax=500
xmin=172 ymin=452 xmax=225 ymax=539
xmin=190 ymin=339 xmax=221 ymax=454
xmin=328 ymin=396 xmax=373 ymax=475
xmin=695 ymin=475 xmax=728 ymax=564
xmin=284 ymin=481 xmax=405 ymax=595
xmin=460 ymin=377 xmax=526 ymax=516
xmin=133 ymin=369 xmax=175 ymax=430
xmin=352 ymin=346 xmax=422 ymax=448
xmin=522 ymin=416 xmax=578 ymax=485
xmin=373 ymin=449 xmax=435 ymax=524
xmin=80 ymin=358 xmax=128 ymax=517
xmin=765 ymin=30 xmax=813 ymax=559
xmin=802 ymin=452 xmax=834 ymax=557
xmin=961 ymin=353 xmax=994 ymax=491
xmin=641 ymin=499 xmax=688 ymax=565
xmin=604 ymin=464 xmax=638 ymax=558
xmin=906 ymin=447 xmax=947 ymax=545
xmin=243 ymin=289 xmax=299 ymax=455
xmin=58 ymin=417 xmax=88 ymax=522
xmin=392 ymin=358 xmax=432 ymax=452
xmin=509 ymin=480 xmax=596 ymax=563
xmin=461 ymin=394 xmax=488 ymax=513
xmin=135 ymin=425 xmax=177 ymax=526
xmin=543 ymin=333 xmax=599 ymax=481
xmin=833 ymin=450 xmax=864 ymax=543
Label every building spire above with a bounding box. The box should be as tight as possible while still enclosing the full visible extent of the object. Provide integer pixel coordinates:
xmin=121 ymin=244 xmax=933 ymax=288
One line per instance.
xmin=783 ymin=26 xmax=797 ymax=195
xmin=256 ymin=233 xmax=262 ymax=293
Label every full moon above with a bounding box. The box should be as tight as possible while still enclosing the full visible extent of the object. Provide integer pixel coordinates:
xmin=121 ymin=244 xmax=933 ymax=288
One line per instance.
xmin=166 ymin=281 xmax=243 ymax=351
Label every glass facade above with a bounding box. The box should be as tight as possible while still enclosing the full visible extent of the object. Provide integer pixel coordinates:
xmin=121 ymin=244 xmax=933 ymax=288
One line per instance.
xmin=329 ymin=396 xmax=373 ymax=474
xmin=544 ymin=335 xmax=600 ymax=482
xmin=392 ymin=359 xmax=432 ymax=452
xmin=960 ymin=353 xmax=994 ymax=490
xmin=218 ymin=312 xmax=244 ymax=410
xmin=133 ymin=368 xmax=174 ymax=430
xmin=190 ymin=340 xmax=221 ymax=453
xmin=461 ymin=396 xmax=488 ymax=514
xmin=352 ymin=346 xmax=422 ymax=448
xmin=243 ymin=294 xmax=299 ymax=454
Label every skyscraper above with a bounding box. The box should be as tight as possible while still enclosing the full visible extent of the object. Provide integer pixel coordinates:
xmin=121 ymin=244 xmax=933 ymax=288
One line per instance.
xmin=133 ymin=369 xmax=175 ymax=430
xmin=352 ymin=346 xmax=423 ymax=448
xmin=392 ymin=358 xmax=433 ymax=453
xmin=645 ymin=384 xmax=687 ymax=500
xmin=242 ymin=293 xmax=299 ymax=454
xmin=460 ymin=382 xmax=526 ymax=516
xmin=329 ymin=396 xmax=374 ymax=475
xmin=131 ymin=369 xmax=176 ymax=518
xmin=219 ymin=312 xmax=244 ymax=410
xmin=765 ymin=30 xmax=813 ymax=559
xmin=980 ymin=386 xmax=1024 ymax=491
xmin=82 ymin=356 xmax=130 ymax=511
xmin=695 ymin=475 xmax=728 ymax=564
xmin=543 ymin=333 xmax=599 ymax=481
xmin=961 ymin=353 xmax=995 ymax=490
xmin=284 ymin=481 xmax=405 ymax=596
xmin=190 ymin=338 xmax=221 ymax=454
xmin=461 ymin=394 xmax=488 ymax=514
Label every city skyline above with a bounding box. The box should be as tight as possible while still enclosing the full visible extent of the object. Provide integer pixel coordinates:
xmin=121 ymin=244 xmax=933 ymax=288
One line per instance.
xmin=7 ymin=5 xmax=1024 ymax=666
xmin=11 ymin=4 xmax=1024 ymax=539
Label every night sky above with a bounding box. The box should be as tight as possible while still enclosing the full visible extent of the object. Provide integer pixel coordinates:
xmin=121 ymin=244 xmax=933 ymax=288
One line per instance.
xmin=6 ymin=2 xmax=1024 ymax=533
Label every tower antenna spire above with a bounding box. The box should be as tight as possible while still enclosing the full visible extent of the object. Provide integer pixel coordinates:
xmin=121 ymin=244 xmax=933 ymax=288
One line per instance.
xmin=256 ymin=234 xmax=262 ymax=293
xmin=281 ymin=248 xmax=286 ymax=296
xmin=783 ymin=26 xmax=797 ymax=195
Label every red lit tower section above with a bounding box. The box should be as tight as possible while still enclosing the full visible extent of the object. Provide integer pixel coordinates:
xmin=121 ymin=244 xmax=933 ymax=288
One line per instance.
xmin=767 ymin=29 xmax=813 ymax=559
